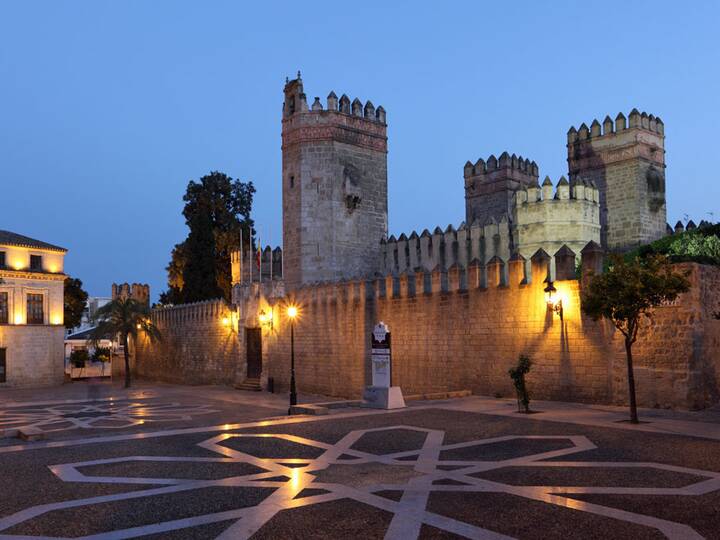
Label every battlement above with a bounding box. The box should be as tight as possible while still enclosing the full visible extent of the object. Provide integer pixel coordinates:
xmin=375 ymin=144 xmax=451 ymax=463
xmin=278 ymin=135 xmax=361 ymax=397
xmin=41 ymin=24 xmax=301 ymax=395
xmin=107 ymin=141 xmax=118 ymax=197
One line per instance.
xmin=567 ymin=108 xmax=667 ymax=251
xmin=152 ymin=298 xmax=230 ymax=326
xmin=382 ymin=217 xmax=511 ymax=275
xmin=567 ymin=109 xmax=665 ymax=174
xmin=111 ymin=282 xmax=150 ymax=306
xmin=567 ymin=109 xmax=664 ymax=146
xmin=463 ymin=152 xmax=539 ymax=179
xmin=514 ymin=176 xmax=599 ymax=205
xmin=283 ymin=72 xmax=386 ymax=125
xmin=293 ymin=242 xmax=601 ymax=303
xmin=513 ymin=177 xmax=601 ymax=263
xmin=230 ymin=246 xmax=282 ymax=286
xmin=464 ymin=151 xmax=539 ymax=226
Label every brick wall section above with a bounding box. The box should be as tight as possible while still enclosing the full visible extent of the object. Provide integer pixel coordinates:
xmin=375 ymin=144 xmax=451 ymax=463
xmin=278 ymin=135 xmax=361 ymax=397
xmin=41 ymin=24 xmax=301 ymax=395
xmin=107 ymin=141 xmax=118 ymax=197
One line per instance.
xmin=133 ymin=263 xmax=720 ymax=410
xmin=133 ymin=299 xmax=241 ymax=386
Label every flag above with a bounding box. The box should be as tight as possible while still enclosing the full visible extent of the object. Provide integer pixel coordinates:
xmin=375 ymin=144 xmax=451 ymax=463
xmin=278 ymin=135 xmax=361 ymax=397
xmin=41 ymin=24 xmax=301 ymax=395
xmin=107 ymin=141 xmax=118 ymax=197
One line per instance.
xmin=256 ymin=236 xmax=261 ymax=272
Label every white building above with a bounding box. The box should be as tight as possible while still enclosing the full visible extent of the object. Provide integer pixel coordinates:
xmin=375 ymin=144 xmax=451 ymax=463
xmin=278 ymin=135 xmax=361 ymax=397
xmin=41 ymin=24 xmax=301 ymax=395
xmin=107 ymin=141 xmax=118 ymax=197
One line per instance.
xmin=0 ymin=230 xmax=67 ymax=387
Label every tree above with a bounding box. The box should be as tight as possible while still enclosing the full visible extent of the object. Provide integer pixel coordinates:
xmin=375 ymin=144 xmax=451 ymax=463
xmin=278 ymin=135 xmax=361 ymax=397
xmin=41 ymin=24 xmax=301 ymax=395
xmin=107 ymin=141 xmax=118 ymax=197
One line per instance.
xmin=90 ymin=298 xmax=161 ymax=388
xmin=159 ymin=242 xmax=187 ymax=305
xmin=162 ymin=171 xmax=255 ymax=303
xmin=581 ymin=254 xmax=691 ymax=423
xmin=182 ymin=209 xmax=221 ymax=302
xmin=64 ymin=277 xmax=88 ymax=330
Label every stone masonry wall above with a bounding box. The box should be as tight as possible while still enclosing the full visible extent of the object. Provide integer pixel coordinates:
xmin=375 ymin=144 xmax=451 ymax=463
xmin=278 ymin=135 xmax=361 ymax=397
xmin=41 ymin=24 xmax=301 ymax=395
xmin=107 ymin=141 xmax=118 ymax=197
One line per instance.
xmin=132 ymin=262 xmax=720 ymax=410
xmin=258 ymin=261 xmax=720 ymax=409
xmin=0 ymin=326 xmax=64 ymax=387
xmin=282 ymin=76 xmax=388 ymax=290
xmin=568 ymin=110 xmax=666 ymax=250
xmin=133 ymin=299 xmax=241 ymax=386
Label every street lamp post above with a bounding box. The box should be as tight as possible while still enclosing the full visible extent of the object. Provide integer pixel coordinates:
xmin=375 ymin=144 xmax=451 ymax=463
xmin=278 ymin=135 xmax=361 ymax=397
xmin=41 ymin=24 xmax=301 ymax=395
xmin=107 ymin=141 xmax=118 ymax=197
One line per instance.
xmin=287 ymin=305 xmax=298 ymax=414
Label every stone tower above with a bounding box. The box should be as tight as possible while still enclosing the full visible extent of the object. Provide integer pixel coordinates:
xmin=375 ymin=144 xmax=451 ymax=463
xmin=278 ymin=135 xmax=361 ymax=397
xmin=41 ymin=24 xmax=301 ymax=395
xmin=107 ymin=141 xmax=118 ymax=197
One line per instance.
xmin=281 ymin=73 xmax=388 ymax=290
xmin=464 ymin=152 xmax=539 ymax=225
xmin=567 ymin=110 xmax=666 ymax=250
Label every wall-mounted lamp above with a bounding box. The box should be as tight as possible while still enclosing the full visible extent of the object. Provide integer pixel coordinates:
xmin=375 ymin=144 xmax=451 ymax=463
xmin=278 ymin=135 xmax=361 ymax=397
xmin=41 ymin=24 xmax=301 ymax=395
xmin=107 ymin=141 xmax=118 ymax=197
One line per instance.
xmin=544 ymin=281 xmax=563 ymax=321
xmin=221 ymin=316 xmax=231 ymax=328
xmin=258 ymin=307 xmax=274 ymax=330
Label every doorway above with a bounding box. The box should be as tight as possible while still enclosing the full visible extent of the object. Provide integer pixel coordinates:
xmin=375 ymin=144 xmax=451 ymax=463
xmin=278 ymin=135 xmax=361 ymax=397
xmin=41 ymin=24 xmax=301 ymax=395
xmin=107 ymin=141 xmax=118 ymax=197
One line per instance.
xmin=0 ymin=348 xmax=6 ymax=383
xmin=245 ymin=328 xmax=262 ymax=379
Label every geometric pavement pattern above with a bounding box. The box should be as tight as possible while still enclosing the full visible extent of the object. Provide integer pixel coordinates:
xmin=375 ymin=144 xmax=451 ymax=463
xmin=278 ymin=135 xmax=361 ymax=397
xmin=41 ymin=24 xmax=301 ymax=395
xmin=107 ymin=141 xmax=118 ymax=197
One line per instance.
xmin=0 ymin=401 xmax=218 ymax=433
xmin=0 ymin=425 xmax=718 ymax=539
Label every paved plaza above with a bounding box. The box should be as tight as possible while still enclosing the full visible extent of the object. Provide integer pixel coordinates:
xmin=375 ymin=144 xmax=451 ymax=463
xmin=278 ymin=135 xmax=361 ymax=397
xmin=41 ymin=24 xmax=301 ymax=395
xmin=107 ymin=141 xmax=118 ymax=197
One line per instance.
xmin=1 ymin=383 xmax=720 ymax=539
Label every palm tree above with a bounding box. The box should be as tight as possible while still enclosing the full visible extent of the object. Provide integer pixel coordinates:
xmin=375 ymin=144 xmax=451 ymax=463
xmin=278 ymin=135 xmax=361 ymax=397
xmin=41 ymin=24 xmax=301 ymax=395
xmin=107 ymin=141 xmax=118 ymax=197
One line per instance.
xmin=90 ymin=298 xmax=161 ymax=388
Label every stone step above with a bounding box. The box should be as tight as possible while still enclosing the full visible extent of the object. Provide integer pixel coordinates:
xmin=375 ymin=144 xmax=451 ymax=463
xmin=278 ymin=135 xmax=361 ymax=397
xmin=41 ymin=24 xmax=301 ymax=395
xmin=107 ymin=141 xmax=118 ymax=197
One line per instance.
xmin=289 ymin=404 xmax=329 ymax=416
xmin=235 ymin=379 xmax=262 ymax=392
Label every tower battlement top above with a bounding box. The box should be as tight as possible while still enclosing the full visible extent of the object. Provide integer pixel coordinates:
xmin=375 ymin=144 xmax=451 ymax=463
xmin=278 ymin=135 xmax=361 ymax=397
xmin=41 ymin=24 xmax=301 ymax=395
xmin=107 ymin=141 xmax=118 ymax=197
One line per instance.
xmin=567 ymin=109 xmax=664 ymax=146
xmin=283 ymin=73 xmax=386 ymax=124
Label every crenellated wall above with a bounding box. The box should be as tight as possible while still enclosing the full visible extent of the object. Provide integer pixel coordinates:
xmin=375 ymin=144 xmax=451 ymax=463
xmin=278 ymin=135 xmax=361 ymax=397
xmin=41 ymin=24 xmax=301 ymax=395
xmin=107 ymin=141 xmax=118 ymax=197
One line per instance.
xmin=567 ymin=109 xmax=666 ymax=251
xmin=381 ymin=219 xmax=511 ymax=276
xmin=464 ymin=152 xmax=538 ymax=227
xmin=133 ymin=299 xmax=241 ymax=386
xmin=111 ymin=282 xmax=150 ymax=306
xmin=231 ymin=246 xmax=283 ymax=285
xmin=133 ymin=246 xmax=720 ymax=410
xmin=513 ymin=176 xmax=601 ymax=265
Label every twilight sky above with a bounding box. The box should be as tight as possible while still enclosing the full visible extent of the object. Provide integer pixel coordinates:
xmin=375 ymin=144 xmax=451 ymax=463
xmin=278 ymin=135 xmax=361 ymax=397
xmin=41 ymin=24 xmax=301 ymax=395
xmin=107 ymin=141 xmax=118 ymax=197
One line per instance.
xmin=1 ymin=1 xmax=718 ymax=299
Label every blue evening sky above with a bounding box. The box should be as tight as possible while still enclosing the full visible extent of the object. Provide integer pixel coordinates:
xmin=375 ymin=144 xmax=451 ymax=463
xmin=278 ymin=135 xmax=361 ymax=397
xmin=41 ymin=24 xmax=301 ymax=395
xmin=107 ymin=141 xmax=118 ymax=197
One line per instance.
xmin=1 ymin=1 xmax=718 ymax=299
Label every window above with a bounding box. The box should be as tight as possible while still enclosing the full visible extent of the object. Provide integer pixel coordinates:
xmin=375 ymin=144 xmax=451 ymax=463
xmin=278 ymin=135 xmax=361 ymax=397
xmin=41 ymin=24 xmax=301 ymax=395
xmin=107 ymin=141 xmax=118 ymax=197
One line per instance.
xmin=30 ymin=255 xmax=42 ymax=271
xmin=0 ymin=348 xmax=5 ymax=383
xmin=0 ymin=292 xmax=7 ymax=324
xmin=27 ymin=293 xmax=44 ymax=324
xmin=290 ymin=175 xmax=295 ymax=188
xmin=0 ymin=252 xmax=5 ymax=267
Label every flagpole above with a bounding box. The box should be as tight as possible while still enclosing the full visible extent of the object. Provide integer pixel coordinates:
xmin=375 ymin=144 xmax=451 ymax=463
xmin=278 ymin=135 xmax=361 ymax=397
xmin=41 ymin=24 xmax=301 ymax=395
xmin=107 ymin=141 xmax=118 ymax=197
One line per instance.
xmin=240 ymin=227 xmax=244 ymax=284
xmin=269 ymin=224 xmax=273 ymax=282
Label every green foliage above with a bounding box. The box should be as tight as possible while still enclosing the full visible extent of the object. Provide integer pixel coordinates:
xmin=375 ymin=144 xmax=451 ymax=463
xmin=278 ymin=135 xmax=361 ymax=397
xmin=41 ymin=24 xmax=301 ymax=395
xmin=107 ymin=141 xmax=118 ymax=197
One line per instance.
xmin=508 ymin=355 xmax=532 ymax=413
xmin=627 ymin=223 xmax=720 ymax=266
xmin=92 ymin=346 xmax=111 ymax=363
xmin=70 ymin=349 xmax=89 ymax=368
xmin=582 ymin=254 xmax=691 ymax=341
xmin=581 ymin=254 xmax=691 ymax=423
xmin=163 ymin=171 xmax=255 ymax=304
xmin=668 ymin=234 xmax=720 ymax=261
xmin=63 ymin=277 xmax=89 ymax=330
xmin=90 ymin=297 xmax=162 ymax=388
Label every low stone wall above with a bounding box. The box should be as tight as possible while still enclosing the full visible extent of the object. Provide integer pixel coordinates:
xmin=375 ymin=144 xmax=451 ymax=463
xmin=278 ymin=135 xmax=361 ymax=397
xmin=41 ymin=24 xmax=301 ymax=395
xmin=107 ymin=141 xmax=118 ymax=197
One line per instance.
xmin=133 ymin=299 xmax=241 ymax=386
xmin=0 ymin=325 xmax=65 ymax=387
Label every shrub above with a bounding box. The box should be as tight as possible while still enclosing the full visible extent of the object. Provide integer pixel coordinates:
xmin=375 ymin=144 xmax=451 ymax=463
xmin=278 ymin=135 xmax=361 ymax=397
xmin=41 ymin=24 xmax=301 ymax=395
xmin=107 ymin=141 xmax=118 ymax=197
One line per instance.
xmin=508 ymin=355 xmax=532 ymax=413
xmin=92 ymin=347 xmax=111 ymax=363
xmin=70 ymin=349 xmax=89 ymax=369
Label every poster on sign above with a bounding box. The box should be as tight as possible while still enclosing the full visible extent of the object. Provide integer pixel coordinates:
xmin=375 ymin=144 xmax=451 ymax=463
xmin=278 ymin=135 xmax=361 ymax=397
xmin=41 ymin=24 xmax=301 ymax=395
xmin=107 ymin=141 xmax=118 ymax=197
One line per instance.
xmin=371 ymin=322 xmax=391 ymax=387
xmin=363 ymin=322 xmax=405 ymax=409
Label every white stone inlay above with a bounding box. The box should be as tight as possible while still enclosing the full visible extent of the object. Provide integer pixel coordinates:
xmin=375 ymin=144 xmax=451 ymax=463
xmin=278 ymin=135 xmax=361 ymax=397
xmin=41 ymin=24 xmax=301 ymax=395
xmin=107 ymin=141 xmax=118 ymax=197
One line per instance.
xmin=0 ymin=425 xmax=716 ymax=539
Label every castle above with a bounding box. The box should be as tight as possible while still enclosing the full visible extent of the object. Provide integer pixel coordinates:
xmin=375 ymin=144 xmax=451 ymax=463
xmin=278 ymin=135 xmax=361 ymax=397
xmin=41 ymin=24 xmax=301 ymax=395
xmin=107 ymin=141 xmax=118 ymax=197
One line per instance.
xmin=234 ymin=73 xmax=665 ymax=287
xmin=133 ymin=75 xmax=720 ymax=410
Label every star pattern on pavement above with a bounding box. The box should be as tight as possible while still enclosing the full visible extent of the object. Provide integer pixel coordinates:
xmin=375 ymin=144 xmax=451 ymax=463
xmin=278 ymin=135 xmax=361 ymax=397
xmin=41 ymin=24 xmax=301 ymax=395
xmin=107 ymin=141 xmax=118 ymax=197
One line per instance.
xmin=0 ymin=425 xmax=718 ymax=539
xmin=0 ymin=400 xmax=218 ymax=433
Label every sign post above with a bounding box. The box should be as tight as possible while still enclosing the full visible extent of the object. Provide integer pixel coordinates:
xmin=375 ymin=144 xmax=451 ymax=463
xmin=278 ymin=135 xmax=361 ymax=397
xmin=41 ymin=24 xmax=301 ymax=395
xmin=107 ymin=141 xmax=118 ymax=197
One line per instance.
xmin=363 ymin=322 xmax=405 ymax=409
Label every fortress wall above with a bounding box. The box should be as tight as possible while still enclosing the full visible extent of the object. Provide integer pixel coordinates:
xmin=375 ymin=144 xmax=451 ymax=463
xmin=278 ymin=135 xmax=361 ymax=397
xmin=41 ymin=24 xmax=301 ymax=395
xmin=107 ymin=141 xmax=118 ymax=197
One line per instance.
xmin=132 ymin=261 xmax=720 ymax=409
xmin=257 ymin=260 xmax=720 ymax=408
xmin=133 ymin=299 xmax=241 ymax=386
